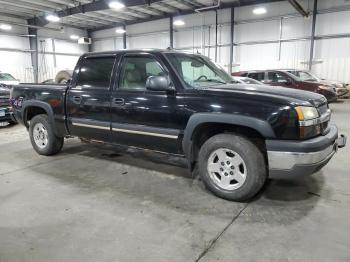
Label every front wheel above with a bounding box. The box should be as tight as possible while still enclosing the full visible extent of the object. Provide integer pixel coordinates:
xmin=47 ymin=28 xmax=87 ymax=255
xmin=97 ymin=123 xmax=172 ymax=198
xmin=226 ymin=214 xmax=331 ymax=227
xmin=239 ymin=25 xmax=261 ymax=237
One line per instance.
xmin=198 ymin=133 xmax=267 ymax=201
xmin=29 ymin=114 xmax=64 ymax=156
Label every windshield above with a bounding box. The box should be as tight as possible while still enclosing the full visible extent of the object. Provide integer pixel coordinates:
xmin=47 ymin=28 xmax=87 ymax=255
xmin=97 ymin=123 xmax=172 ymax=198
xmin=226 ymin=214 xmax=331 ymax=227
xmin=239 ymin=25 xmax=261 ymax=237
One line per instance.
xmin=0 ymin=73 xmax=16 ymax=81
xmin=166 ymin=53 xmax=233 ymax=88
xmin=287 ymin=70 xmax=319 ymax=82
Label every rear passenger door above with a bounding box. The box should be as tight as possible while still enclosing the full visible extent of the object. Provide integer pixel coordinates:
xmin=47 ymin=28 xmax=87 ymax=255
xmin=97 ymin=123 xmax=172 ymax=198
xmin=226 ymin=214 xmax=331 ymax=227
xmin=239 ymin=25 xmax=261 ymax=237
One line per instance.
xmin=66 ymin=55 xmax=116 ymax=141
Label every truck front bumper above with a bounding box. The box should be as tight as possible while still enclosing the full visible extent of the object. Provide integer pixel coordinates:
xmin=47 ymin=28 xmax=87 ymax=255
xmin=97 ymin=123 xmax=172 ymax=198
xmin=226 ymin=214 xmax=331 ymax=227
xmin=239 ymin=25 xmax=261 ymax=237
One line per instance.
xmin=266 ymin=125 xmax=346 ymax=179
xmin=0 ymin=107 xmax=16 ymax=123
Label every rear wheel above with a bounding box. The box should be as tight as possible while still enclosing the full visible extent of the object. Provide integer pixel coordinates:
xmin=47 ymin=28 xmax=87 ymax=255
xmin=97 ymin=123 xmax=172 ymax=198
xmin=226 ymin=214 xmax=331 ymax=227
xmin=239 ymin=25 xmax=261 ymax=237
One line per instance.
xmin=29 ymin=114 xmax=64 ymax=155
xmin=198 ymin=133 xmax=266 ymax=201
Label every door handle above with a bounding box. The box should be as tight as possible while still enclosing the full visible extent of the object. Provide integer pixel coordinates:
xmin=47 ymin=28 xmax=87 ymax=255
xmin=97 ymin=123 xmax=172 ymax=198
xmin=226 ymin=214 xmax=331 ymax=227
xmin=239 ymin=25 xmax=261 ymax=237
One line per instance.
xmin=73 ymin=96 xmax=82 ymax=103
xmin=113 ymin=98 xmax=125 ymax=106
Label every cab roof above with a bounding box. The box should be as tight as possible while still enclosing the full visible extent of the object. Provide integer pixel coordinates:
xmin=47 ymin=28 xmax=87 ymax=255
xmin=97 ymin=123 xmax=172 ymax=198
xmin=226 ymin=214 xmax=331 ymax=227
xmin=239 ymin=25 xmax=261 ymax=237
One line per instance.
xmin=82 ymin=49 xmax=200 ymax=58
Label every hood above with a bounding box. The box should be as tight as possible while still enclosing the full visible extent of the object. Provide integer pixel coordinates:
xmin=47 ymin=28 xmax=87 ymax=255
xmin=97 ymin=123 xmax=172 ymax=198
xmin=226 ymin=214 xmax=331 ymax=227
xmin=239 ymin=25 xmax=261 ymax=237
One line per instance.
xmin=199 ymin=84 xmax=327 ymax=107
xmin=319 ymin=80 xmax=345 ymax=88
xmin=0 ymin=80 xmax=19 ymax=86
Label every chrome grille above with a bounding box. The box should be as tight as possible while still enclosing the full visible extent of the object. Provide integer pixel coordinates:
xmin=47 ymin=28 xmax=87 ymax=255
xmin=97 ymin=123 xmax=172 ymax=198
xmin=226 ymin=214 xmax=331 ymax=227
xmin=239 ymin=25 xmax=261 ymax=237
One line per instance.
xmin=0 ymin=96 xmax=9 ymax=107
xmin=318 ymin=104 xmax=329 ymax=115
xmin=318 ymin=104 xmax=330 ymax=134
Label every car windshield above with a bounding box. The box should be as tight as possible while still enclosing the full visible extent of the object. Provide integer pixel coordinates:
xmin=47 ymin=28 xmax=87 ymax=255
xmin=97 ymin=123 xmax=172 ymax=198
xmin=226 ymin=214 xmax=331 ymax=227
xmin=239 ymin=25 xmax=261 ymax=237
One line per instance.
xmin=0 ymin=73 xmax=16 ymax=81
xmin=287 ymin=70 xmax=319 ymax=82
xmin=166 ymin=53 xmax=233 ymax=88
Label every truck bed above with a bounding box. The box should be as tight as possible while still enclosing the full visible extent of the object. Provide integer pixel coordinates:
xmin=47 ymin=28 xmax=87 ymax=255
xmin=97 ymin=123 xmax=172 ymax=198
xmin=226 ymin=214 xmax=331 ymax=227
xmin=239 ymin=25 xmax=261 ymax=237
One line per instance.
xmin=11 ymin=83 xmax=68 ymax=134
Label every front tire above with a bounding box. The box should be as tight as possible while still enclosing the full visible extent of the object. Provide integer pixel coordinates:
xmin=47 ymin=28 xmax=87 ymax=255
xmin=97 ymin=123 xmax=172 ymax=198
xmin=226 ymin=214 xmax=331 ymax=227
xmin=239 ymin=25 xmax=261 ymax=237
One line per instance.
xmin=29 ymin=114 xmax=64 ymax=156
xmin=198 ymin=133 xmax=266 ymax=201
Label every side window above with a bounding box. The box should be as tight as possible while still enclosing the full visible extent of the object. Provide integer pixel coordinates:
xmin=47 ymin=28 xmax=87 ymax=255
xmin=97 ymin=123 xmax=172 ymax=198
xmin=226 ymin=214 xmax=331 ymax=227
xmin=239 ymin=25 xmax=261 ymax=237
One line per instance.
xmin=76 ymin=57 xmax=115 ymax=88
xmin=267 ymin=72 xmax=288 ymax=83
xmin=248 ymin=72 xmax=265 ymax=81
xmin=119 ymin=56 xmax=165 ymax=90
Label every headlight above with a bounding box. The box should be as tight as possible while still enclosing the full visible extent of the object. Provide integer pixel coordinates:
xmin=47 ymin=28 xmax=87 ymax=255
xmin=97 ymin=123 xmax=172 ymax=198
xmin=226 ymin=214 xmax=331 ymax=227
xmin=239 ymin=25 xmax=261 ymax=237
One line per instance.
xmin=295 ymin=106 xmax=329 ymax=139
xmin=318 ymin=85 xmax=333 ymax=91
xmin=295 ymin=106 xmax=319 ymax=121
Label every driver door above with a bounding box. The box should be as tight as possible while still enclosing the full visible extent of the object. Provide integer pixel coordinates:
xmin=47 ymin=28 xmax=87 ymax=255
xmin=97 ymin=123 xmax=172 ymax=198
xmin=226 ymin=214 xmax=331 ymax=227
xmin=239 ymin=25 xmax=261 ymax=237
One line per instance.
xmin=110 ymin=53 xmax=182 ymax=153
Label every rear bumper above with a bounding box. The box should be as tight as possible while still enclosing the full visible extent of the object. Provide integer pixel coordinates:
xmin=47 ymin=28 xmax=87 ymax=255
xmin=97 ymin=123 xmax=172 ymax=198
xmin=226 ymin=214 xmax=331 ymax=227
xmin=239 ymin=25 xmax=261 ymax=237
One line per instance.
xmin=266 ymin=125 xmax=346 ymax=179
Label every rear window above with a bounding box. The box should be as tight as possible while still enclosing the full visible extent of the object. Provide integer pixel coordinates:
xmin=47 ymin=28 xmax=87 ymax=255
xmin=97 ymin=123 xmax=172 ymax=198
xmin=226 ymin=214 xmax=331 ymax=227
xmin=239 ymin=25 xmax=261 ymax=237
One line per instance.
xmin=248 ymin=72 xmax=265 ymax=81
xmin=76 ymin=57 xmax=115 ymax=88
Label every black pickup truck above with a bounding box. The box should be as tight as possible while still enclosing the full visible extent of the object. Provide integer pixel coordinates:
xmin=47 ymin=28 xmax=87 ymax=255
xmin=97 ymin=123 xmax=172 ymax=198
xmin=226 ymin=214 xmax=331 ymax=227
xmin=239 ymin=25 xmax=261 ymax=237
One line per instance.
xmin=11 ymin=50 xmax=346 ymax=201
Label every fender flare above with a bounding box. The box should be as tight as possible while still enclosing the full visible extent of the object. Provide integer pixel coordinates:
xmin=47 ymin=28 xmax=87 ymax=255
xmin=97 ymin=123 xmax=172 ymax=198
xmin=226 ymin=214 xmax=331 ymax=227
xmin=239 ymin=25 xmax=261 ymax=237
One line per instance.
xmin=21 ymin=100 xmax=60 ymax=136
xmin=182 ymin=113 xmax=275 ymax=159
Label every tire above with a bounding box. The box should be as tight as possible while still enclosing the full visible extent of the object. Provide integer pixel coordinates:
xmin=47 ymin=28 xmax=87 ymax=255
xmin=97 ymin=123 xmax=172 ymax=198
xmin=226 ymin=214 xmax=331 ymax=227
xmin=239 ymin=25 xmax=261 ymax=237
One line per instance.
xmin=55 ymin=70 xmax=73 ymax=84
xmin=197 ymin=133 xmax=267 ymax=202
xmin=29 ymin=114 xmax=64 ymax=156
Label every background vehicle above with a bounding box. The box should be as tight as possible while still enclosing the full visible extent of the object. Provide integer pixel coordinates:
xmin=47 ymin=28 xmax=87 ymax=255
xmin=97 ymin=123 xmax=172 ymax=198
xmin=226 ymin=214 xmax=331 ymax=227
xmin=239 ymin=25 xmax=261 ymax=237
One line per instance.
xmin=232 ymin=76 xmax=263 ymax=85
xmin=11 ymin=50 xmax=346 ymax=201
xmin=0 ymin=72 xmax=19 ymax=86
xmin=286 ymin=70 xmax=349 ymax=99
xmin=233 ymin=69 xmax=338 ymax=102
xmin=0 ymin=84 xmax=16 ymax=124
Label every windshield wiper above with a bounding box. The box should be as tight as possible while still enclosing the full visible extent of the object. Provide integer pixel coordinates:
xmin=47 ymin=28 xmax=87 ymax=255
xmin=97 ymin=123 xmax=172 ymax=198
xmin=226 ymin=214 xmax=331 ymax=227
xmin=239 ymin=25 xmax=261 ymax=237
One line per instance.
xmin=205 ymin=79 xmax=227 ymax=84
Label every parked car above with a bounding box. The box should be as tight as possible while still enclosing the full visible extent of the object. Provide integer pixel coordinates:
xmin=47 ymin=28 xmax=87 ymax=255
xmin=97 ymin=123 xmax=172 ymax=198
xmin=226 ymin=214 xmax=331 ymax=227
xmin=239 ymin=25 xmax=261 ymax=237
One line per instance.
xmin=0 ymin=84 xmax=16 ymax=124
xmin=286 ymin=70 xmax=349 ymax=99
xmin=233 ymin=69 xmax=338 ymax=102
xmin=0 ymin=72 xmax=20 ymax=86
xmin=11 ymin=50 xmax=346 ymax=201
xmin=232 ymin=76 xmax=263 ymax=85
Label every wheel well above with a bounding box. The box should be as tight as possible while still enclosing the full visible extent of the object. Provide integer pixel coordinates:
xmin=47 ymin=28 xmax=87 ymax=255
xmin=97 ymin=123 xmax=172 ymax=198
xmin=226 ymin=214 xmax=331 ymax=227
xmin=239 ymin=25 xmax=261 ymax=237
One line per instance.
xmin=24 ymin=106 xmax=47 ymax=126
xmin=190 ymin=123 xmax=267 ymax=166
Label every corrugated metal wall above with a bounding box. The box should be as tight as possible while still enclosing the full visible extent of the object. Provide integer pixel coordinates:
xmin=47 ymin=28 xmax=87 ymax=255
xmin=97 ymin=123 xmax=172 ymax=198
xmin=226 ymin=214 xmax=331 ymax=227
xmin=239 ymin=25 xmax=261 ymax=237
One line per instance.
xmin=0 ymin=16 xmax=88 ymax=83
xmin=0 ymin=16 xmax=33 ymax=82
xmin=2 ymin=0 xmax=350 ymax=83
xmin=91 ymin=0 xmax=350 ymax=83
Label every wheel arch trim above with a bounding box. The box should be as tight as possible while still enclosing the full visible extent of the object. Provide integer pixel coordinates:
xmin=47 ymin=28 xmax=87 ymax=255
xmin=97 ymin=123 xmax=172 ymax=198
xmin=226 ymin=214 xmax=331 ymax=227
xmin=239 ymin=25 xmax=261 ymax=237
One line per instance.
xmin=21 ymin=100 xmax=59 ymax=136
xmin=182 ymin=113 xmax=275 ymax=159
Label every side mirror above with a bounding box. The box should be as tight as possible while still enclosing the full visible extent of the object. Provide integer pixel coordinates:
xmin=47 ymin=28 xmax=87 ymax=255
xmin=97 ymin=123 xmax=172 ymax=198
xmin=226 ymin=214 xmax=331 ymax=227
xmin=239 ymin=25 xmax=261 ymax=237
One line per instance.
xmin=146 ymin=75 xmax=174 ymax=92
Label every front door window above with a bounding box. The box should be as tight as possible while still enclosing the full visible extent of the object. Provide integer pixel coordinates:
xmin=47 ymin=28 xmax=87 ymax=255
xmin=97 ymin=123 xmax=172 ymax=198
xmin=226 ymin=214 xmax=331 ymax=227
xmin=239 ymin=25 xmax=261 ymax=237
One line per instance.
xmin=119 ymin=56 xmax=166 ymax=90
